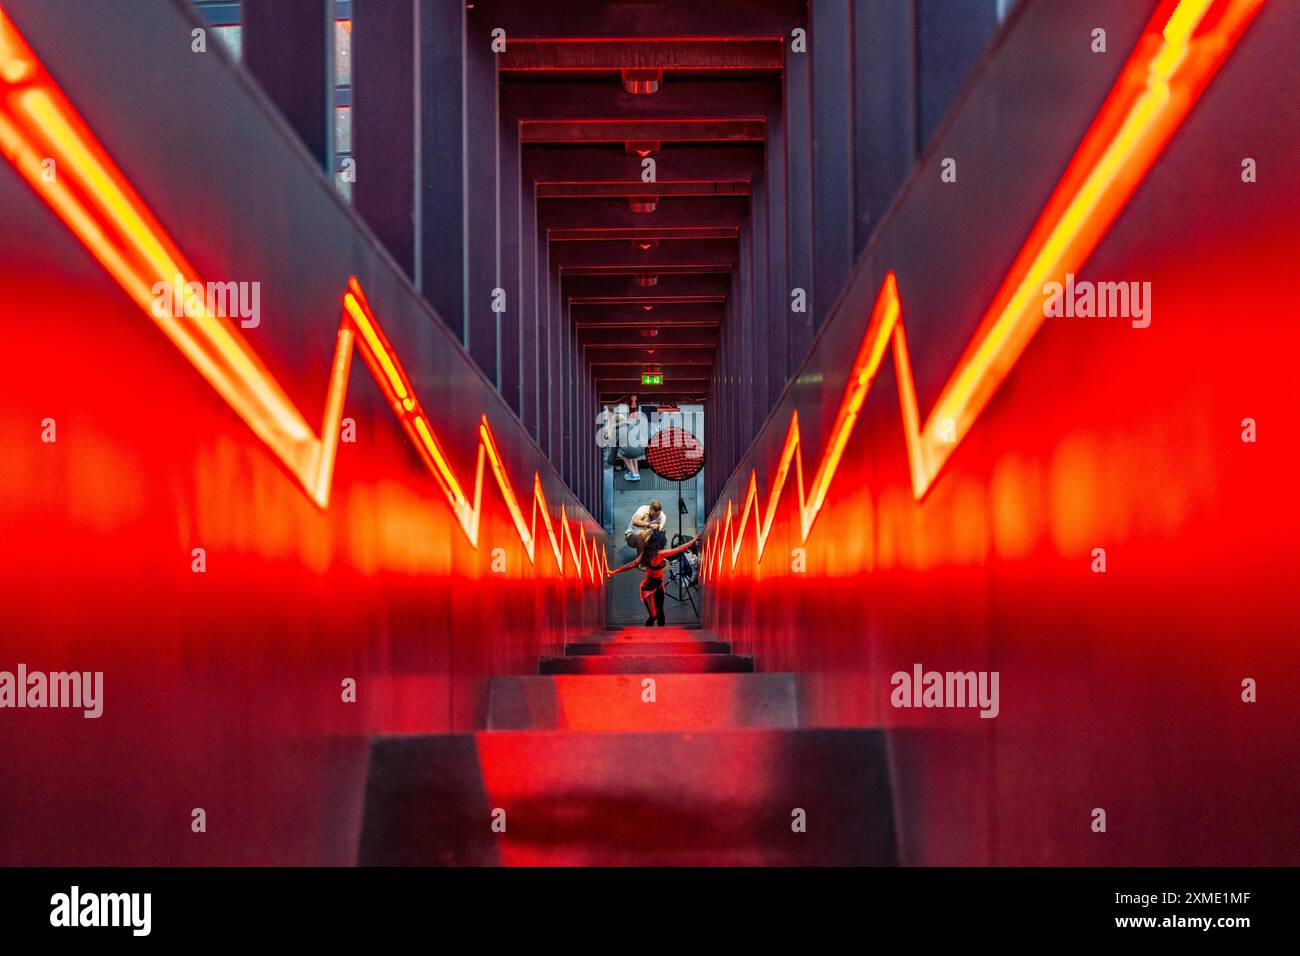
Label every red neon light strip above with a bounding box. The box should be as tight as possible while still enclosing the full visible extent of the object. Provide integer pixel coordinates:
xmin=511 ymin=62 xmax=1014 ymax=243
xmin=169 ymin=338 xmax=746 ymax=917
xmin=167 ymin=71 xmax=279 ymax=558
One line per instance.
xmin=707 ymin=0 xmax=1263 ymax=577
xmin=0 ymin=9 xmax=607 ymax=585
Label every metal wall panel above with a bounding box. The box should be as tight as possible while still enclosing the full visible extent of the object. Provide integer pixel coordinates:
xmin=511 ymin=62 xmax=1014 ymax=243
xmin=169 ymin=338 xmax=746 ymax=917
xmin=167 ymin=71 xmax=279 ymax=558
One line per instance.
xmin=0 ymin=0 xmax=604 ymax=866
xmin=702 ymin=0 xmax=1298 ymax=865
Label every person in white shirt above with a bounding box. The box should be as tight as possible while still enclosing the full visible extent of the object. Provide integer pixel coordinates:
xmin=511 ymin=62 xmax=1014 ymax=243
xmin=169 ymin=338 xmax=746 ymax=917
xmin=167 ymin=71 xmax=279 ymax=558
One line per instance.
xmin=625 ymin=500 xmax=667 ymax=551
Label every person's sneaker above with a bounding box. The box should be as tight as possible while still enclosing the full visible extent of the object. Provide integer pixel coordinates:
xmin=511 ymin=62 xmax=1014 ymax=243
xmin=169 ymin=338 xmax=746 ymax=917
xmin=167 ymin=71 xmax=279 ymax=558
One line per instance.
xmin=623 ymin=472 xmax=640 ymax=481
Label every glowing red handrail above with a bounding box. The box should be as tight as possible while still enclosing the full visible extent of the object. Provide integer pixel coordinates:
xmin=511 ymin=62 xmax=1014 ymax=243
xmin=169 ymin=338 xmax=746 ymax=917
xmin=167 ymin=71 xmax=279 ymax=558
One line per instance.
xmin=704 ymin=0 xmax=1263 ymax=580
xmin=0 ymin=9 xmax=606 ymax=584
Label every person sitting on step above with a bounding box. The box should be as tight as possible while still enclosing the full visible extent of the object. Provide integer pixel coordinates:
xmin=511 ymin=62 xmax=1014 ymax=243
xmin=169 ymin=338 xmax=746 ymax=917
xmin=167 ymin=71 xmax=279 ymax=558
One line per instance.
xmin=624 ymin=499 xmax=667 ymax=552
xmin=611 ymin=395 xmax=649 ymax=481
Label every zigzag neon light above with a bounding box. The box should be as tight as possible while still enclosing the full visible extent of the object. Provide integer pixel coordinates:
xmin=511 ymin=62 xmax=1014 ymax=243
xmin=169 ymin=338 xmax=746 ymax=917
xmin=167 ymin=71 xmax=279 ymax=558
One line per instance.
xmin=0 ymin=9 xmax=606 ymax=584
xmin=704 ymin=0 xmax=1263 ymax=581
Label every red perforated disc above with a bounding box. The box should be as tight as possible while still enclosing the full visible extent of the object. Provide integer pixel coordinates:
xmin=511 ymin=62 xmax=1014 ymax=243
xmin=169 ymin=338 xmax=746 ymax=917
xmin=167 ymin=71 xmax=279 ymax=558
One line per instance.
xmin=646 ymin=427 xmax=704 ymax=481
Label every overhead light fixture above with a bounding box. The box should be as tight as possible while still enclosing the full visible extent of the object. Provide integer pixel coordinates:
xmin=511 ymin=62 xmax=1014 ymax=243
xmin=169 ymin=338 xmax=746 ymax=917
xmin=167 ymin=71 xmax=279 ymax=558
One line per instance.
xmin=621 ymin=69 xmax=662 ymax=95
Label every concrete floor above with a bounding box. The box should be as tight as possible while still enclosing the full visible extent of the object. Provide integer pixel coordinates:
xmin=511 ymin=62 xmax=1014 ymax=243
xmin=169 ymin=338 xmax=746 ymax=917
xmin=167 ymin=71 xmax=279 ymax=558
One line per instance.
xmin=606 ymin=466 xmax=700 ymax=625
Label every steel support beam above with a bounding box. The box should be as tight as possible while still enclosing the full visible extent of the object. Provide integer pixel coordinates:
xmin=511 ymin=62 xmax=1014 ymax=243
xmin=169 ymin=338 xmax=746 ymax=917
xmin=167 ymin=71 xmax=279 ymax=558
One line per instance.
xmin=242 ymin=0 xmax=334 ymax=171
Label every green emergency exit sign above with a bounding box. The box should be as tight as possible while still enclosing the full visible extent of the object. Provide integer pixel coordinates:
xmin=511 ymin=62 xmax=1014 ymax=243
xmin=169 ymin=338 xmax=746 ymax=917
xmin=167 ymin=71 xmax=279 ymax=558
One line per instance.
xmin=641 ymin=372 xmax=664 ymax=386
